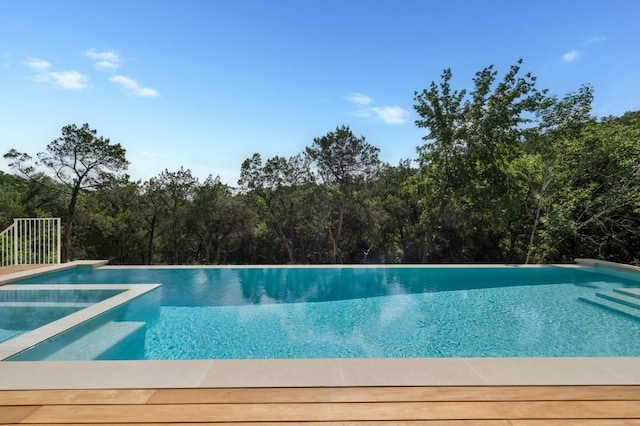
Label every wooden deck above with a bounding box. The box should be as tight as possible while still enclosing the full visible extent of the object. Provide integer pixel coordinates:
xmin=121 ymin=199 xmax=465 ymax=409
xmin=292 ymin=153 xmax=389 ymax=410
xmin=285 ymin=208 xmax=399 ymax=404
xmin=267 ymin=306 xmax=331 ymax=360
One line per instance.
xmin=2 ymin=386 xmax=640 ymax=424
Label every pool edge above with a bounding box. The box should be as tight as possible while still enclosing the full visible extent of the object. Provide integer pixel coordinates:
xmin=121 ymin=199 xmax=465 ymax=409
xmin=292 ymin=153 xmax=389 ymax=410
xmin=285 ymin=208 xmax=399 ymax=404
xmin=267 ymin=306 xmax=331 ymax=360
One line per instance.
xmin=0 ymin=260 xmax=109 ymax=286
xmin=0 ymin=357 xmax=639 ymax=389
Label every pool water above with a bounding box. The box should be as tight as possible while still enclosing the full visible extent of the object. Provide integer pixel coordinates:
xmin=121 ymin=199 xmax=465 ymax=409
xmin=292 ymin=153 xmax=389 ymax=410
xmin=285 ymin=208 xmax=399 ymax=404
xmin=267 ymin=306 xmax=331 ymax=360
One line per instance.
xmin=0 ymin=288 xmax=123 ymax=344
xmin=10 ymin=265 xmax=640 ymax=359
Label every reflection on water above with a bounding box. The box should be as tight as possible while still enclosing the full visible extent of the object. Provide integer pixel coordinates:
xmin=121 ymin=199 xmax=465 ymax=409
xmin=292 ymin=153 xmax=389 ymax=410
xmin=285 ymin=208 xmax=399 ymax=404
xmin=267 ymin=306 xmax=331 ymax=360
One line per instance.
xmin=14 ymin=266 xmax=640 ymax=307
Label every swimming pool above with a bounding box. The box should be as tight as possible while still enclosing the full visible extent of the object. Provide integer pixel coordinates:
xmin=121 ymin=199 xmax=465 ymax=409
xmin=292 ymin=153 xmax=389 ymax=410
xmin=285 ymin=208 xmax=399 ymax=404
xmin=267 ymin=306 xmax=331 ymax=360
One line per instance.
xmin=6 ymin=264 xmax=640 ymax=360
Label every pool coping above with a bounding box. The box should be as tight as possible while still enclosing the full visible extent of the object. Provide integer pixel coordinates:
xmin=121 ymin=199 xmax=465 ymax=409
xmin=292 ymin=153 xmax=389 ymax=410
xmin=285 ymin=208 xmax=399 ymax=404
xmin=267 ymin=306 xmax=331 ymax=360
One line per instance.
xmin=0 ymin=260 xmax=639 ymax=390
xmin=0 ymin=260 xmax=109 ymax=286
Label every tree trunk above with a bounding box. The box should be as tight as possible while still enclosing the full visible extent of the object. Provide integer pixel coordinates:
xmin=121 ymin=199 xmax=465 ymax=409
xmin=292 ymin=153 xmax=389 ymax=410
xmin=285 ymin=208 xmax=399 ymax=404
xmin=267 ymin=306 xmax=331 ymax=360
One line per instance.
xmin=525 ymin=196 xmax=543 ymax=264
xmin=147 ymin=214 xmax=157 ymax=265
xmin=329 ymin=204 xmax=344 ymax=263
xmin=274 ymin=220 xmax=295 ymax=264
xmin=61 ymin=186 xmax=81 ymax=263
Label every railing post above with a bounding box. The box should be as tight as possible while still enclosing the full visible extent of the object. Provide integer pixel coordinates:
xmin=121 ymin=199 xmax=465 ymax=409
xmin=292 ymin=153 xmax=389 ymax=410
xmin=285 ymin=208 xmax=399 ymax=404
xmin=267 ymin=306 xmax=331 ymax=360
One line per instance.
xmin=56 ymin=218 xmax=61 ymax=264
xmin=13 ymin=219 xmax=18 ymax=265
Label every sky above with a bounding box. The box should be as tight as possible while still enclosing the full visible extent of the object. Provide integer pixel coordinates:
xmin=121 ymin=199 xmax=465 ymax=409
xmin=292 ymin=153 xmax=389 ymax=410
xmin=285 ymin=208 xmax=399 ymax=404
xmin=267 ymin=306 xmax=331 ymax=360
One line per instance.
xmin=1 ymin=0 xmax=639 ymax=186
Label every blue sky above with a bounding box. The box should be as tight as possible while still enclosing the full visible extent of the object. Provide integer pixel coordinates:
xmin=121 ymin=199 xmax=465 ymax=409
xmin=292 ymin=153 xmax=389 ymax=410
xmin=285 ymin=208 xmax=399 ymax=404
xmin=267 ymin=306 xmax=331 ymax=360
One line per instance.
xmin=1 ymin=0 xmax=639 ymax=186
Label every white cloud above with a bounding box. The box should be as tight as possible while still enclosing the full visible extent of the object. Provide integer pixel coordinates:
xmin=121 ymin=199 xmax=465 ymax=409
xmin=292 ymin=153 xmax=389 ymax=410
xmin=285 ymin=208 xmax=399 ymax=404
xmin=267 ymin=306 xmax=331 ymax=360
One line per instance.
xmin=23 ymin=50 xmax=158 ymax=96
xmin=345 ymin=92 xmax=373 ymax=106
xmin=48 ymin=71 xmax=89 ymax=89
xmin=562 ymin=50 xmax=580 ymax=63
xmin=24 ymin=56 xmax=88 ymax=89
xmin=34 ymin=70 xmax=89 ymax=89
xmin=110 ymin=75 xmax=159 ymax=97
xmin=24 ymin=57 xmax=51 ymax=70
xmin=586 ymin=36 xmax=607 ymax=43
xmin=94 ymin=60 xmax=120 ymax=71
xmin=346 ymin=92 xmax=409 ymax=125
xmin=141 ymin=150 xmax=162 ymax=158
xmin=85 ymin=48 xmax=121 ymax=71
xmin=369 ymin=106 xmax=410 ymax=125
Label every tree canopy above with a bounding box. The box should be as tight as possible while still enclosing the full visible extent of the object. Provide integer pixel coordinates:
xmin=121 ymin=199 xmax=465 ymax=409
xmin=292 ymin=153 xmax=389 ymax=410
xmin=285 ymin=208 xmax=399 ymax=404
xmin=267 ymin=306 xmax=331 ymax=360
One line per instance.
xmin=4 ymin=123 xmax=129 ymax=262
xmin=3 ymin=62 xmax=639 ymax=266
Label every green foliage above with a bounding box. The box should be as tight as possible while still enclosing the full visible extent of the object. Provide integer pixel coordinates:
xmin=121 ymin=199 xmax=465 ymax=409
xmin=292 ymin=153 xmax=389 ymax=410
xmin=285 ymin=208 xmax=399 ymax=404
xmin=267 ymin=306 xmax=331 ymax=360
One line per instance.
xmin=413 ymin=60 xmax=547 ymax=261
xmin=3 ymin=71 xmax=638 ymax=266
xmin=305 ymin=125 xmax=380 ymax=187
xmin=4 ymin=123 xmax=129 ymax=262
xmin=535 ymin=117 xmax=640 ymax=262
xmin=239 ymin=153 xmax=313 ymax=263
xmin=190 ymin=175 xmax=255 ymax=264
xmin=305 ymin=125 xmax=382 ymax=263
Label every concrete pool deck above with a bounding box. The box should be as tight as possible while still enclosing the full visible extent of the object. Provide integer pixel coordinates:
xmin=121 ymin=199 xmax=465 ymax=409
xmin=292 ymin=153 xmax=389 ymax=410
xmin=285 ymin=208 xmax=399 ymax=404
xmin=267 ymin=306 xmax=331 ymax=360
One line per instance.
xmin=1 ymin=357 xmax=640 ymax=390
xmin=0 ymin=261 xmax=639 ymax=390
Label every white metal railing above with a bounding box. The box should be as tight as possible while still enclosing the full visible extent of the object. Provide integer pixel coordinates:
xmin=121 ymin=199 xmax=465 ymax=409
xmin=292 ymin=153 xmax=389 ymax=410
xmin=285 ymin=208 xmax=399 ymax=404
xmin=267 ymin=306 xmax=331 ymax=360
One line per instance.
xmin=0 ymin=218 xmax=61 ymax=267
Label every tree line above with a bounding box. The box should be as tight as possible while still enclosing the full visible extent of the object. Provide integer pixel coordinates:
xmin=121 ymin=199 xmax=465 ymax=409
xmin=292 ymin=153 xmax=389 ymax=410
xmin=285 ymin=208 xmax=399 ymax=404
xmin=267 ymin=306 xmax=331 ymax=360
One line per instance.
xmin=3 ymin=60 xmax=640 ymax=265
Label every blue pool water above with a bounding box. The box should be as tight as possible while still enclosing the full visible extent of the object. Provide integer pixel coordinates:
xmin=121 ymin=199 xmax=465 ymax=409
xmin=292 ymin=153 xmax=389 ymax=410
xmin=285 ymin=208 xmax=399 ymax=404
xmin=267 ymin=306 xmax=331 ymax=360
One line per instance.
xmin=0 ymin=289 xmax=123 ymax=344
xmin=9 ymin=265 xmax=640 ymax=360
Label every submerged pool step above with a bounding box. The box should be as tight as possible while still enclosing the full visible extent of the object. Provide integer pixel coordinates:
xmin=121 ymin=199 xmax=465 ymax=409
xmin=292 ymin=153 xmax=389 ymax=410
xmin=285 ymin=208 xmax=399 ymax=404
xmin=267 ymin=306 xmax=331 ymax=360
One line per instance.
xmin=579 ymin=291 xmax=640 ymax=321
xmin=614 ymin=287 xmax=640 ymax=299
xmin=38 ymin=321 xmax=146 ymax=361
xmin=0 ymin=301 xmax=93 ymax=308
xmin=597 ymin=290 xmax=640 ymax=310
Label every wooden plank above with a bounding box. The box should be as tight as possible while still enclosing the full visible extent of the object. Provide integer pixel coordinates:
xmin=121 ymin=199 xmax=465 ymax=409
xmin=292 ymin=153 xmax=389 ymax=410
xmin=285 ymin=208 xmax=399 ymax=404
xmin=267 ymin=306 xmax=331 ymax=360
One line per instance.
xmin=20 ymin=401 xmax=640 ymax=423
xmin=0 ymin=406 xmax=39 ymax=424
xmin=4 ymin=386 xmax=638 ymax=406
xmin=511 ymin=421 xmax=640 ymax=426
xmin=2 ymin=422 xmax=515 ymax=426
xmin=0 ymin=389 xmax=154 ymax=406
xmin=1 ymin=422 xmax=514 ymax=426
xmin=7 ymin=422 xmax=640 ymax=426
xmin=148 ymin=386 xmax=640 ymax=404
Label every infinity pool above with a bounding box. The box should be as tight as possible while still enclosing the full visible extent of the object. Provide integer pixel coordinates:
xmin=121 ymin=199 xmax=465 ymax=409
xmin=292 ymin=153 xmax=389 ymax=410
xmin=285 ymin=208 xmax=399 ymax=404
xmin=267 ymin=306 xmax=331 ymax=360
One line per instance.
xmin=7 ymin=265 xmax=640 ymax=360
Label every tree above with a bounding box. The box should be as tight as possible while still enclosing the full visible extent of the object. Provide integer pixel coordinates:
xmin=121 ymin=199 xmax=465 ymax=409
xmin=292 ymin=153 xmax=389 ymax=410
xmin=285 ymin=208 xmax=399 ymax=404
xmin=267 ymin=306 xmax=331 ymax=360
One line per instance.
xmin=190 ymin=175 xmax=254 ymax=264
xmin=76 ymin=177 xmax=145 ymax=264
xmin=305 ymin=125 xmax=381 ymax=263
xmin=149 ymin=167 xmax=198 ymax=264
xmin=239 ymin=153 xmax=312 ymax=263
xmin=0 ymin=171 xmax=65 ymax=229
xmin=373 ymin=161 xmax=425 ymax=262
xmin=4 ymin=124 xmax=128 ymax=262
xmin=413 ymin=60 xmax=547 ymax=262
xmin=536 ymin=116 xmax=640 ymax=263
xmin=522 ymin=85 xmax=595 ymax=263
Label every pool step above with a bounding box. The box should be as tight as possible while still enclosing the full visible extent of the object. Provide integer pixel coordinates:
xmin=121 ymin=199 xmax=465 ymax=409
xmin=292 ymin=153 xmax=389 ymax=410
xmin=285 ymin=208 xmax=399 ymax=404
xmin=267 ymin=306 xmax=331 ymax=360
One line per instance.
xmin=597 ymin=290 xmax=640 ymax=309
xmin=18 ymin=321 xmax=146 ymax=361
xmin=0 ymin=306 xmax=84 ymax=330
xmin=614 ymin=287 xmax=640 ymax=299
xmin=578 ymin=289 xmax=640 ymax=321
xmin=0 ymin=301 xmax=93 ymax=308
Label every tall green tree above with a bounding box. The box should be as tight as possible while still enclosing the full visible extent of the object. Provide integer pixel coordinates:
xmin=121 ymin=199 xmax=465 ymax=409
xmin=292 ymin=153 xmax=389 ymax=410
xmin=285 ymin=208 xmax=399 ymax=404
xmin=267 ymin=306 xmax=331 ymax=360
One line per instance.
xmin=76 ymin=177 xmax=145 ymax=264
xmin=150 ymin=167 xmax=198 ymax=264
xmin=536 ymin=116 xmax=640 ymax=262
xmin=305 ymin=125 xmax=381 ymax=263
xmin=190 ymin=175 xmax=254 ymax=264
xmin=522 ymin=85 xmax=595 ymax=263
xmin=238 ymin=153 xmax=312 ymax=263
xmin=373 ymin=161 xmax=425 ymax=262
xmin=4 ymin=124 xmax=128 ymax=262
xmin=413 ymin=60 xmax=547 ymax=262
